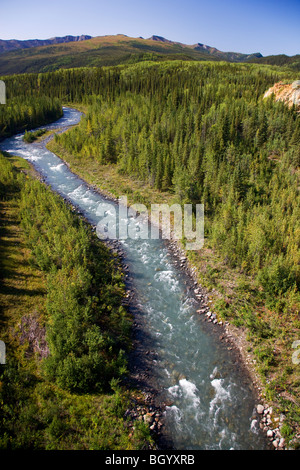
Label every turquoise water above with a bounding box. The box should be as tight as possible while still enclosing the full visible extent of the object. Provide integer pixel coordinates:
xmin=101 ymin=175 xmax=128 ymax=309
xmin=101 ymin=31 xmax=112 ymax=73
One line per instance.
xmin=0 ymin=107 xmax=268 ymax=450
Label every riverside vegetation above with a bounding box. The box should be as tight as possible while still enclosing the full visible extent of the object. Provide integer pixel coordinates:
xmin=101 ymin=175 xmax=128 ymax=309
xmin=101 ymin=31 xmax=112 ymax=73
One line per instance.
xmin=1 ymin=60 xmax=300 ymax=447
xmin=0 ymin=151 xmax=154 ymax=449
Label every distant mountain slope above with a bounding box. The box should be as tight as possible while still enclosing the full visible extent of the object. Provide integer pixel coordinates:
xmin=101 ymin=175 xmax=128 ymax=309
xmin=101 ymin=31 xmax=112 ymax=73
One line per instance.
xmin=0 ymin=34 xmax=265 ymax=75
xmin=148 ymin=35 xmax=263 ymax=62
xmin=0 ymin=35 xmax=92 ymax=55
xmin=248 ymin=54 xmax=300 ymax=72
xmin=191 ymin=43 xmax=263 ymax=62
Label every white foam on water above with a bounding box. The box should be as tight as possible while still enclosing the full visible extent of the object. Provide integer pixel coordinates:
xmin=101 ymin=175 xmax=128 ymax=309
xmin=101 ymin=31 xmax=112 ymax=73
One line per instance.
xmin=250 ymin=418 xmax=259 ymax=434
xmin=67 ymin=184 xmax=90 ymax=202
xmin=141 ymin=253 xmax=151 ymax=264
xmin=27 ymin=155 xmax=43 ymax=162
xmin=166 ymin=378 xmax=203 ymax=437
xmin=168 ymin=384 xmax=181 ymax=398
xmin=161 ymin=316 xmax=173 ymax=332
xmin=219 ymin=428 xmax=227 ymax=448
xmin=207 ymin=377 xmax=241 ymax=449
xmin=168 ymin=379 xmax=201 ymax=413
xmin=209 ymin=377 xmax=233 ymax=433
xmin=165 ymin=405 xmax=183 ymax=430
xmin=218 ymin=428 xmax=237 ymax=450
xmin=177 ymin=298 xmax=195 ymax=322
xmin=49 ymin=162 xmax=65 ymax=172
xmin=137 ymin=242 xmax=152 ymax=264
xmin=154 ymin=270 xmax=179 ymax=292
xmin=179 ymin=378 xmax=201 ymax=410
xmin=210 ymin=378 xmax=231 ymax=412
xmin=8 ymin=145 xmax=43 ymax=162
xmin=80 ymin=191 xmax=97 ymax=207
xmin=158 ymin=251 xmax=171 ymax=266
xmin=210 ymin=366 xmax=219 ymax=380
xmin=68 ymin=186 xmax=100 ymax=212
xmin=134 ymin=241 xmax=153 ymax=263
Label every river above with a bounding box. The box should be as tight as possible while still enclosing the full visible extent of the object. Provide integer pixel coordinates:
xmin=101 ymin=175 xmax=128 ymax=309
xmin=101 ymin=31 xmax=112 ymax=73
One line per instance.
xmin=0 ymin=107 xmax=269 ymax=450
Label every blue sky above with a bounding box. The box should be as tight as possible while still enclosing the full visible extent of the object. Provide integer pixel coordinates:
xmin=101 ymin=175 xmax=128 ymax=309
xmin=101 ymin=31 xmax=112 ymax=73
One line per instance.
xmin=0 ymin=0 xmax=299 ymax=56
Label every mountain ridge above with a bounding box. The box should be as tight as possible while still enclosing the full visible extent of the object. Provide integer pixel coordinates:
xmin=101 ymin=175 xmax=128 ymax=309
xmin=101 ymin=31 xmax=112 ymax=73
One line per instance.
xmin=0 ymin=33 xmax=261 ymax=59
xmin=0 ymin=35 xmax=92 ymax=54
xmin=0 ymin=33 xmax=298 ymax=75
xmin=148 ymin=35 xmax=263 ymax=60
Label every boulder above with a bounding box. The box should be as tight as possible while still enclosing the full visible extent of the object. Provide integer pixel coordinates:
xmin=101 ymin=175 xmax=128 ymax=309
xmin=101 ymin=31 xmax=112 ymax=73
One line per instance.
xmin=143 ymin=413 xmax=153 ymax=424
xmin=256 ymin=404 xmax=264 ymax=414
xmin=279 ymin=438 xmax=285 ymax=448
xmin=292 ymin=80 xmax=300 ymax=89
xmin=272 ymin=439 xmax=279 ymax=448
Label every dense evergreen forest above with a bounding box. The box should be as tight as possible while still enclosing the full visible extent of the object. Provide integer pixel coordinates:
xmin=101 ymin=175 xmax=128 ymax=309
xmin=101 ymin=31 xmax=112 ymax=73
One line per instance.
xmin=0 ymin=95 xmax=62 ymax=140
xmin=9 ymin=62 xmax=297 ymax=302
xmin=0 ymin=60 xmax=299 ymax=446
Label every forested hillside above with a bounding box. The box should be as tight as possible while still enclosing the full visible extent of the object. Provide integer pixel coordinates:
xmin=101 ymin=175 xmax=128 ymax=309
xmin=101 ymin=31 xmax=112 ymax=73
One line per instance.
xmin=1 ymin=60 xmax=299 ymax=445
xmin=20 ymin=61 xmax=298 ymax=295
xmin=3 ymin=62 xmax=299 ymax=308
xmin=249 ymin=54 xmax=300 ymax=72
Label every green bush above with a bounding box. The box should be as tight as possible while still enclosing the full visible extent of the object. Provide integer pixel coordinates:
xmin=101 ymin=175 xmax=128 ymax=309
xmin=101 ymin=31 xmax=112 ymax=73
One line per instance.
xmin=258 ymin=256 xmax=297 ymax=296
xmin=23 ymin=128 xmax=46 ymax=143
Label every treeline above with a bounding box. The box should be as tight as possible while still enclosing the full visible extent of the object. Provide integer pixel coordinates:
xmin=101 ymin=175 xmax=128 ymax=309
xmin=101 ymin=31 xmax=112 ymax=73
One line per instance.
xmin=0 ymin=95 xmax=62 ymax=140
xmin=249 ymin=54 xmax=300 ymax=72
xmin=47 ymin=62 xmax=300 ymax=302
xmin=3 ymin=60 xmax=293 ymax=103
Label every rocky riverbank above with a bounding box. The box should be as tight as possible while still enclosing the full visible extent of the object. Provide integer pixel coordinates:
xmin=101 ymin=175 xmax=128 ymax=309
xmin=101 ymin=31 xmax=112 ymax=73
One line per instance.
xmin=65 ymin=187 xmax=278 ymax=450
xmin=42 ymin=133 xmax=289 ymax=450
xmin=164 ymin=237 xmax=292 ymax=450
xmin=255 ymin=404 xmax=286 ymax=450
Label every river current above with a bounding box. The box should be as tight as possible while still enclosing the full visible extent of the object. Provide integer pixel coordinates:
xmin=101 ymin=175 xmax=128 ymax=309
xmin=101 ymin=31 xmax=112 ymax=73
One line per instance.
xmin=0 ymin=107 xmax=268 ymax=450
